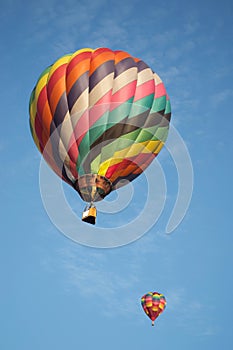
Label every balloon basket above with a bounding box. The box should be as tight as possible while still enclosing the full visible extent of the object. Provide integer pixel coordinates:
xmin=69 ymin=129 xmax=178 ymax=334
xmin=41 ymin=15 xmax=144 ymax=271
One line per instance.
xmin=82 ymin=204 xmax=97 ymax=225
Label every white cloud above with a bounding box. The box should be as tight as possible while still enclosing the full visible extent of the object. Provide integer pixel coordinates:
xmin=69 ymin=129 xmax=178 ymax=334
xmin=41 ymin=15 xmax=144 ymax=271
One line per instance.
xmin=45 ymin=229 xmax=172 ymax=319
xmin=56 ymin=246 xmax=142 ymax=318
xmin=184 ymin=19 xmax=200 ymax=35
xmin=27 ymin=0 xmax=134 ymax=54
xmin=210 ymin=88 xmax=233 ymax=108
xmin=166 ymin=287 xmax=218 ymax=336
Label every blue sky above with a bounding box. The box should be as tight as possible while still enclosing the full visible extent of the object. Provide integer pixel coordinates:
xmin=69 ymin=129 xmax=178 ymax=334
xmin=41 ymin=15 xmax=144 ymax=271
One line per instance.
xmin=0 ymin=0 xmax=232 ymax=349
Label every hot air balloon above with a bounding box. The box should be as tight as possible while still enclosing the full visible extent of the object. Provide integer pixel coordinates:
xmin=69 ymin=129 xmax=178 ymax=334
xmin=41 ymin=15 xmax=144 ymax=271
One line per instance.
xmin=29 ymin=47 xmax=171 ymax=224
xmin=141 ymin=292 xmax=166 ymax=326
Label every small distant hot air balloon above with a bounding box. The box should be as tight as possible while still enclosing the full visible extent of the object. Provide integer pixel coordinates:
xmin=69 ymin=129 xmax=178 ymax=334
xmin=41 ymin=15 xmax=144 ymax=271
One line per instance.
xmin=29 ymin=47 xmax=171 ymax=224
xmin=141 ymin=292 xmax=166 ymax=326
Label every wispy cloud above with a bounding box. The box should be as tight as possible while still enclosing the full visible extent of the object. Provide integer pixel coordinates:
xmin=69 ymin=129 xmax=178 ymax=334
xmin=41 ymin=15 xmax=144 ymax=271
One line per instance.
xmin=42 ymin=228 xmax=171 ymax=318
xmin=210 ymin=88 xmax=233 ymax=108
xmin=26 ymin=0 xmax=135 ymax=56
xmin=166 ymin=287 xmax=218 ymax=336
xmin=39 ymin=226 xmax=218 ymax=335
xmin=56 ymin=246 xmax=142 ymax=318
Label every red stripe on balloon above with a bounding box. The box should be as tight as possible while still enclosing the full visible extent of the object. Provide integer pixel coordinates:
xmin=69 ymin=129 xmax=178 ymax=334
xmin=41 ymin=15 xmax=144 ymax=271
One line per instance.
xmin=133 ymin=79 xmax=155 ymax=102
xmin=111 ymin=80 xmax=137 ymax=105
xmin=155 ymin=82 xmax=167 ymax=98
xmin=47 ymin=64 xmax=67 ymax=98
xmin=66 ymin=51 xmax=91 ymax=76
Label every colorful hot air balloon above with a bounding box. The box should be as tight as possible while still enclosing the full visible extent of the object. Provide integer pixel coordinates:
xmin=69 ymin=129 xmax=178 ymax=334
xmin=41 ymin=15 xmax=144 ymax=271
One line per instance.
xmin=29 ymin=47 xmax=171 ymax=224
xmin=141 ymin=292 xmax=166 ymax=326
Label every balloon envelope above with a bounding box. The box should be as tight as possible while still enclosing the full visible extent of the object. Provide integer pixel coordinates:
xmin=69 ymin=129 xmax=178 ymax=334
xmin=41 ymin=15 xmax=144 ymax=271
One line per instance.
xmin=29 ymin=47 xmax=171 ymax=203
xmin=141 ymin=292 xmax=166 ymax=325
